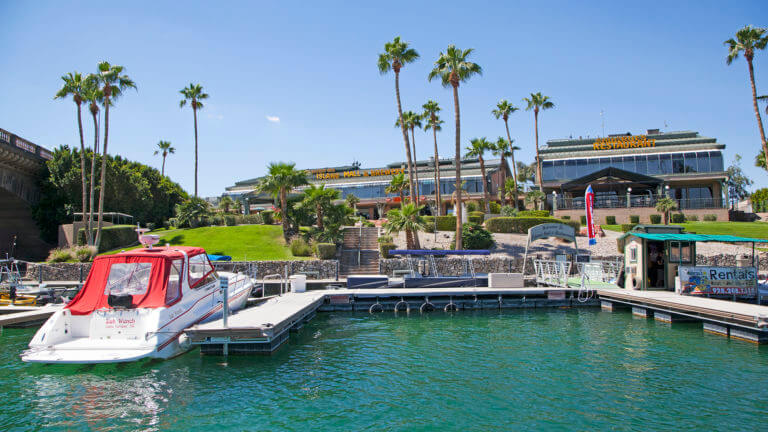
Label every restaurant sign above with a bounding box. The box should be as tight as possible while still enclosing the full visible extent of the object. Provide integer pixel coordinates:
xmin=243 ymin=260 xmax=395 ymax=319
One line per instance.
xmin=678 ymin=266 xmax=757 ymax=297
xmin=313 ymin=167 xmax=404 ymax=180
xmin=593 ymin=135 xmax=656 ymax=151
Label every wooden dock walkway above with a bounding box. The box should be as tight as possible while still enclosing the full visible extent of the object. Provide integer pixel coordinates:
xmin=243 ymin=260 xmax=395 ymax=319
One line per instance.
xmin=0 ymin=304 xmax=62 ymax=328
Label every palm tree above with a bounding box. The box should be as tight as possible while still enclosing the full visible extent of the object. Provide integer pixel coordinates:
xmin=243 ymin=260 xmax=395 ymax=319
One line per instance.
xmin=465 ymin=138 xmax=493 ymax=212
xmin=725 ymin=26 xmax=768 ymax=161
xmin=386 ymin=172 xmax=408 ymax=207
xmin=233 ymin=199 xmax=243 ymax=215
xmin=302 ymin=184 xmax=340 ymax=231
xmin=395 ymin=110 xmax=424 ymax=200
xmin=218 ymin=196 xmax=234 ymax=213
xmin=179 ymin=83 xmax=209 ymax=197
xmin=93 ymin=61 xmax=136 ymax=248
xmin=655 ymin=197 xmax=678 ymax=225
xmin=345 ymin=193 xmax=360 ymax=210
xmin=428 ymin=45 xmax=482 ymax=250
xmin=384 ymin=203 xmax=426 ymax=249
xmin=54 ymin=72 xmax=91 ymax=245
xmin=491 ymin=137 xmax=516 ymax=206
xmin=257 ymin=162 xmax=308 ymax=240
xmin=423 ymin=100 xmax=444 ymax=215
xmin=492 ymin=100 xmax=521 ymax=205
xmin=523 ymin=92 xmax=554 ymax=191
xmin=153 ymin=140 xmax=176 ymax=176
xmin=378 ymin=37 xmax=420 ymax=202
xmin=525 ymin=190 xmax=545 ymax=210
xmin=82 ymin=76 xmax=102 ymax=245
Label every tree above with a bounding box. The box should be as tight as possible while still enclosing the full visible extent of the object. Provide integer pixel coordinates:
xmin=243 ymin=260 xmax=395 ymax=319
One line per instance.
xmin=384 ymin=203 xmax=426 ymax=249
xmin=525 ymin=190 xmax=545 ymax=210
xmin=82 ymin=76 xmax=103 ymax=245
xmin=750 ymin=188 xmax=768 ymax=213
xmin=302 ymin=184 xmax=340 ymax=231
xmin=523 ymin=92 xmax=555 ymax=191
xmin=218 ymin=195 xmax=234 ymax=213
xmin=428 ymin=45 xmax=482 ymax=250
xmin=504 ymin=178 xmax=518 ymax=203
xmin=386 ymin=172 xmax=408 ymax=207
xmin=153 ymin=140 xmax=175 ymax=176
xmin=756 ymin=149 xmax=766 ymax=170
xmin=55 ymin=72 xmax=91 ymax=245
xmin=179 ymin=83 xmax=209 ymax=197
xmin=395 ymin=110 xmax=424 ymax=201
xmin=345 ymin=193 xmax=360 ymax=210
xmin=492 ymin=99 xmax=520 ymax=205
xmin=516 ymin=161 xmax=536 ymax=189
xmin=176 ymin=197 xmax=212 ymax=228
xmin=491 ymin=137 xmax=518 ymax=206
xmin=465 ymin=137 xmax=493 ymax=212
xmin=655 ymin=197 xmax=678 ymax=225
xmin=727 ymin=154 xmax=754 ymax=207
xmin=422 ymin=100 xmax=444 ymax=215
xmin=725 ymin=26 xmax=768 ymax=162
xmin=93 ymin=61 xmax=136 ymax=248
xmin=233 ymin=199 xmax=243 ymax=214
xmin=257 ymin=162 xmax=308 ymax=241
xmin=378 ymin=36 xmax=420 ymax=203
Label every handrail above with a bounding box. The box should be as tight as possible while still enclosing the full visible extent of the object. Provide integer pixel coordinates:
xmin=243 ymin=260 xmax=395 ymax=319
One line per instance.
xmin=261 ymin=273 xmax=285 ymax=297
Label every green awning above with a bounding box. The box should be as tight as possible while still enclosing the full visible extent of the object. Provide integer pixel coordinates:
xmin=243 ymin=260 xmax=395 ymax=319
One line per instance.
xmin=625 ymin=232 xmax=768 ymax=243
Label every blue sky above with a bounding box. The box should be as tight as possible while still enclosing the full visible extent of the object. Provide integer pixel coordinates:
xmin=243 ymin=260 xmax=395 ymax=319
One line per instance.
xmin=1 ymin=1 xmax=767 ymax=197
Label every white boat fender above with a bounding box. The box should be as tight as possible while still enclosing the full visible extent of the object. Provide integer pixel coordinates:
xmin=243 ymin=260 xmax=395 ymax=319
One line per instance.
xmin=178 ymin=334 xmax=191 ymax=351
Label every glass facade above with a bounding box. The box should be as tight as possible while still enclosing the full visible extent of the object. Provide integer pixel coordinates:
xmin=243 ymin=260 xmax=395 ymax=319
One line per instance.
xmin=541 ymin=151 xmax=724 ymax=181
xmin=328 ymin=177 xmax=486 ymax=200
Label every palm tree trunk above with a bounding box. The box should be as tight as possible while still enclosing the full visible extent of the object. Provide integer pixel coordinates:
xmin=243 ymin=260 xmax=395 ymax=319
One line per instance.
xmin=453 ymin=84 xmax=462 ymax=250
xmin=95 ymin=91 xmax=110 ymax=249
xmin=479 ymin=156 xmax=490 ymax=213
xmin=394 ymin=70 xmax=417 ymax=202
xmin=411 ymin=127 xmax=420 ymax=202
xmin=504 ymin=119 xmax=519 ymax=208
xmin=193 ymin=105 xmax=199 ymax=197
xmin=76 ymin=103 xmax=91 ymax=245
xmin=317 ymin=204 xmax=324 ymax=231
xmin=748 ymin=58 xmax=768 ymax=160
xmin=534 ymin=110 xmax=543 ymax=202
xmin=161 ymin=154 xmax=166 ymax=176
xmin=88 ymin=109 xmax=99 ymax=246
xmin=432 ymin=126 xmax=441 ymax=216
xmin=281 ymin=188 xmax=289 ymax=241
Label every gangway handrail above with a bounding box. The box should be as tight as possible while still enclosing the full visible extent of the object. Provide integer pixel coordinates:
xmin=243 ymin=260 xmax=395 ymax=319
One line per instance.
xmin=533 ymin=259 xmax=571 ymax=288
xmin=261 ymin=273 xmax=285 ymax=297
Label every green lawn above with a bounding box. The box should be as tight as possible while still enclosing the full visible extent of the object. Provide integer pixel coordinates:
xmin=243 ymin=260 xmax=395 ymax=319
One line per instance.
xmin=101 ymin=225 xmax=309 ymax=260
xmin=602 ymin=221 xmax=768 ymax=240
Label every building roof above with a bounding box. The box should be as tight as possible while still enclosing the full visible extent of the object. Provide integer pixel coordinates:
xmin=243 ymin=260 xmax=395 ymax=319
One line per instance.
xmin=621 ymin=232 xmax=768 ymax=243
xmin=560 ymin=167 xmax=663 ymax=191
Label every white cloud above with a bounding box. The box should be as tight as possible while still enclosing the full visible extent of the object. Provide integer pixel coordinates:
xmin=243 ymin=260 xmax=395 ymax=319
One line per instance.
xmin=266 ymin=115 xmax=280 ymax=123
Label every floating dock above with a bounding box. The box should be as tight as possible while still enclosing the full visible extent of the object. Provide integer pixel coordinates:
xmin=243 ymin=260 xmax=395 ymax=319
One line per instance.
xmin=0 ymin=305 xmax=62 ymax=328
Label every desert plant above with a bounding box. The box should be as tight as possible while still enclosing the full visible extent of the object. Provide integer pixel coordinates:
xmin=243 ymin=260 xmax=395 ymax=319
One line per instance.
xmin=74 ymin=245 xmax=97 ymax=262
xmin=290 ymin=238 xmax=312 ymax=257
xmin=314 ymin=243 xmax=337 ymax=259
xmin=500 ymin=205 xmax=518 ymax=217
xmin=378 ymin=234 xmax=394 ymax=244
xmin=379 ymin=242 xmax=397 ymax=258
xmin=450 ymin=222 xmax=494 ymax=250
xmin=47 ymin=248 xmax=74 ymax=263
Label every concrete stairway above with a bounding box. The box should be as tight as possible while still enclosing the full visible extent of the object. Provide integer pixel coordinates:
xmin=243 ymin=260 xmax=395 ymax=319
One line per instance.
xmin=340 ymin=227 xmax=380 ymax=276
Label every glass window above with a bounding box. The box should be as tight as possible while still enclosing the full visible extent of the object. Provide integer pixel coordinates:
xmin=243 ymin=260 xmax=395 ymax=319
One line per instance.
xmin=660 ymin=154 xmax=672 ymax=173
xmin=696 ymin=152 xmax=710 ymax=173
xmin=585 ymin=158 xmax=599 ymax=174
xmin=684 ymin=153 xmax=698 ymax=173
xmin=709 ymin=151 xmax=723 ymax=171
xmin=635 ymin=155 xmax=647 ymax=175
xmin=566 ymin=160 xmax=578 ymax=179
xmin=647 ymin=154 xmax=660 ymax=175
xmin=543 ymin=161 xmax=554 ymax=181
xmin=576 ymin=159 xmax=587 ymax=176
xmin=105 ymin=263 xmax=152 ymax=296
xmin=189 ymin=254 xmax=216 ymax=289
xmin=622 ymin=156 xmax=635 ymax=172
xmin=166 ymin=259 xmax=183 ymax=304
xmin=680 ymin=242 xmax=692 ymax=264
xmin=554 ymin=160 xmax=565 ymax=179
xmin=672 ymin=154 xmax=684 ymax=173
xmin=670 ymin=241 xmax=680 ymax=263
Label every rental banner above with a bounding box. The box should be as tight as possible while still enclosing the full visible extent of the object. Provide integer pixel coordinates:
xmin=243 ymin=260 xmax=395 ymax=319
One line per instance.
xmin=679 ymin=266 xmax=757 ymax=297
xmin=585 ymin=185 xmax=596 ymax=246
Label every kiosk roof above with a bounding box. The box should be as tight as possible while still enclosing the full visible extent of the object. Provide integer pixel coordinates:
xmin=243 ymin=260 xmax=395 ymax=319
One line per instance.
xmin=623 ymin=232 xmax=768 ymax=243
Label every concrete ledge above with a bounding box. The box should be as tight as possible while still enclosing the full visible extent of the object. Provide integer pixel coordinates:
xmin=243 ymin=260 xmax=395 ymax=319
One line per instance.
xmin=632 ymin=306 xmax=651 ymax=318
xmin=703 ymin=322 xmax=729 ymax=337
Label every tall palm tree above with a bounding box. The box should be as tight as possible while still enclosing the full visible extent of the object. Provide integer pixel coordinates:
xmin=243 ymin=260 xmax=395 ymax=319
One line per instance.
xmin=465 ymin=138 xmax=493 ymax=212
xmin=179 ymin=83 xmax=209 ymax=197
xmin=54 ymin=72 xmax=90 ymax=245
xmin=423 ymin=100 xmax=444 ymax=215
xmin=492 ymin=100 xmax=520 ymax=205
xmin=395 ymin=110 xmax=424 ymax=201
xmin=378 ymin=37 xmax=420 ymax=203
xmin=491 ymin=137 xmax=517 ymax=206
xmin=301 ymin=184 xmax=340 ymax=231
xmin=256 ymin=162 xmax=308 ymax=241
xmin=428 ymin=45 xmax=482 ymax=249
xmin=93 ymin=61 xmax=136 ymax=248
xmin=725 ymin=26 xmax=768 ymax=161
xmin=386 ymin=172 xmax=408 ymax=206
xmin=82 ymin=75 xmax=103 ymax=245
xmin=153 ymin=140 xmax=176 ymax=176
xmin=523 ymin=92 xmax=555 ymax=192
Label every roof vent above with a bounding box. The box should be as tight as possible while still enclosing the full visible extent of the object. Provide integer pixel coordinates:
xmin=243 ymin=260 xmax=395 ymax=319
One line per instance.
xmin=647 ymin=129 xmax=660 ymax=135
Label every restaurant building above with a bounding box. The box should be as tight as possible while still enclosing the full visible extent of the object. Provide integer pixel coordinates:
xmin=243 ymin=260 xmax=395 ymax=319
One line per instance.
xmin=539 ymin=129 xmax=729 ymax=223
xmin=225 ymin=157 xmax=510 ymax=218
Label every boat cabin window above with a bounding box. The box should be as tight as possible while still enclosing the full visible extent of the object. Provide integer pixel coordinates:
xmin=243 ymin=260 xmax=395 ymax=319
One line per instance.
xmin=165 ymin=259 xmax=183 ymax=304
xmin=104 ymin=263 xmax=152 ymax=296
xmin=189 ymin=254 xmax=216 ymax=289
xmin=669 ymin=241 xmax=692 ymax=264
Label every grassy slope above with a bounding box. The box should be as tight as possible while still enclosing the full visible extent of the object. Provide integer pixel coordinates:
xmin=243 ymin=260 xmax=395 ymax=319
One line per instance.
xmin=101 ymin=225 xmax=308 ymax=260
xmin=602 ymin=221 xmax=768 ymax=240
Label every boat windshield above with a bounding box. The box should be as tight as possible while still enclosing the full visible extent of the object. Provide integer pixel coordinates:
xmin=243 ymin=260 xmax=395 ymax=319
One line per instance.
xmin=104 ymin=263 xmax=153 ymax=296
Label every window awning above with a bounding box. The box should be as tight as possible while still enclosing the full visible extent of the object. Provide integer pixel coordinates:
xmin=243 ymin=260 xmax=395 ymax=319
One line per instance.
xmin=624 ymin=232 xmax=768 ymax=243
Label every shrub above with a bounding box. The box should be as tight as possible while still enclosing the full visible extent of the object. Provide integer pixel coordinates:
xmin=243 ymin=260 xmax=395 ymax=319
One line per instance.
xmin=362 ymin=220 xmax=375 ymax=227
xmin=47 ymin=248 xmax=73 ymax=263
xmin=168 ymin=217 xmax=179 ymax=228
xmin=489 ymin=202 xmax=501 ymax=214
xmin=210 ymin=215 xmax=224 ymax=226
xmin=145 ymin=222 xmax=156 ymax=231
xmin=379 ymin=242 xmax=397 ymax=258
xmin=650 ymin=214 xmax=662 ymax=224
xmin=261 ymin=210 xmax=274 ymax=225
xmin=686 ymin=214 xmax=699 ymax=222
xmin=561 ymin=215 xmax=570 ymax=220
xmin=703 ymin=214 xmax=717 ymax=221
xmin=580 ymin=215 xmax=587 ymax=225
xmin=224 ymin=215 xmax=237 ymax=226
xmin=671 ymin=213 xmax=685 ymax=223
xmin=500 ymin=206 xmax=518 ymax=217
xmin=78 ymin=225 xmax=137 ymax=252
xmin=563 ymin=219 xmax=581 ymax=233
xmin=289 ymin=238 xmax=312 ymax=257
xmin=422 ymin=216 xmax=436 ymax=233
xmin=469 ymin=211 xmax=485 ymax=225
xmin=605 ymin=215 xmax=616 ymax=225
xmin=74 ymin=245 xmax=97 ymax=262
xmin=629 ymin=215 xmax=640 ymax=224
xmin=435 ymin=215 xmax=457 ymax=231
xmin=243 ymin=213 xmax=263 ymax=225
xmin=450 ymin=222 xmax=495 ymax=250
xmin=465 ymin=201 xmax=478 ymax=212
xmin=518 ymin=210 xmax=550 ymax=218
xmin=377 ymin=234 xmax=393 ymax=244
xmin=485 ymin=217 xmax=578 ymax=234
xmin=621 ymin=223 xmax=637 ymax=233
xmin=314 ymin=243 xmax=336 ymax=259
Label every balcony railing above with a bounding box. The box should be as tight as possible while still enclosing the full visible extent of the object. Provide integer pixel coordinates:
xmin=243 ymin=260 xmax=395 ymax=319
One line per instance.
xmin=0 ymin=127 xmax=52 ymax=160
xmin=552 ymin=195 xmax=725 ymax=210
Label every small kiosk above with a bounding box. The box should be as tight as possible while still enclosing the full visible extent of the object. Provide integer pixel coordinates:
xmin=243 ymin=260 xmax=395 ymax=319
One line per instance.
xmin=618 ymin=225 xmax=766 ymax=300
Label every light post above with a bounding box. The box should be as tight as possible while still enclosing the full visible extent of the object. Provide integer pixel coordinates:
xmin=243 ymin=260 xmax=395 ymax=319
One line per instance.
xmin=627 ymin=187 xmax=632 ymax=209
xmin=552 ymin=191 xmax=558 ymax=212
xmin=665 ymin=184 xmax=670 ymax=198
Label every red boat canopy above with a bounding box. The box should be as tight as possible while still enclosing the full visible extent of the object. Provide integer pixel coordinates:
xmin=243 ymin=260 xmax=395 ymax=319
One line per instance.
xmin=66 ymin=247 xmax=207 ymax=316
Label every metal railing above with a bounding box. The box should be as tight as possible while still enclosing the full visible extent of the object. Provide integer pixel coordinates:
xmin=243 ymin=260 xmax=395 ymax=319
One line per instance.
xmin=553 ymin=195 xmax=725 ymax=210
xmin=533 ymin=260 xmax=571 ymax=288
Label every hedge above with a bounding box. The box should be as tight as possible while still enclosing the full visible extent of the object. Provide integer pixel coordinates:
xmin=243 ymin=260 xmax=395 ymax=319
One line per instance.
xmin=489 ymin=202 xmax=501 ymax=214
xmin=78 ymin=225 xmax=137 ymax=252
xmin=606 ymin=215 xmax=616 ymax=225
xmin=703 ymin=214 xmax=717 ymax=221
xmin=379 ymin=242 xmax=397 ymax=258
xmin=485 ymin=217 xmax=580 ymax=234
xmin=261 ymin=210 xmax=274 ymax=225
xmin=422 ymin=216 xmax=436 ymax=233
xmin=314 ymin=243 xmax=336 ymax=259
xmin=621 ymin=223 xmax=637 ymax=232
xmin=580 ymin=215 xmax=587 ymax=225
xmin=561 ymin=215 xmax=570 ymax=220
xmin=518 ymin=210 xmax=550 ymax=218
xmin=671 ymin=213 xmax=685 ymax=223
xmin=650 ymin=214 xmax=662 ymax=224
xmin=686 ymin=214 xmax=699 ymax=222
xmin=434 ymin=215 xmax=457 ymax=231
xmin=468 ymin=211 xmax=485 ymax=225
xmin=629 ymin=215 xmax=640 ymax=224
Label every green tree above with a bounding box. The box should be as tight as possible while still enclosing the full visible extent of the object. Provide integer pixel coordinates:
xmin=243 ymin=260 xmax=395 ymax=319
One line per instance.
xmin=428 ymin=45 xmax=482 ymax=250
xmin=422 ymin=100 xmax=444 ymax=214
xmin=655 ymin=197 xmax=678 ymax=225
xmin=504 ymin=178 xmax=518 ymax=203
xmin=82 ymin=76 xmax=103 ymax=244
xmin=395 ymin=110 xmax=424 ymax=200
xmin=727 ymin=154 xmax=754 ymax=207
xmin=516 ymin=161 xmax=536 ymax=187
xmin=492 ymin=100 xmax=520 ymax=205
xmin=756 ymin=149 xmax=766 ymax=170
xmin=218 ymin=195 xmax=234 ymax=213
xmin=302 ymin=184 xmax=340 ymax=231
xmin=54 ymin=72 xmax=91 ymax=245
xmin=153 ymin=140 xmax=175 ymax=176
xmin=179 ymin=83 xmax=209 ymax=197
xmin=465 ymin=137 xmax=493 ymax=212
xmin=525 ymin=190 xmax=545 ymax=211
xmin=176 ymin=197 xmax=212 ymax=228
xmin=378 ymin=37 xmax=420 ymax=202
xmin=725 ymin=26 xmax=768 ymax=162
xmin=345 ymin=193 xmax=360 ymax=210
xmin=93 ymin=61 xmax=137 ymax=248
xmin=384 ymin=203 xmax=425 ymax=249
xmin=491 ymin=137 xmax=518 ymax=206
xmin=257 ymin=162 xmax=308 ymax=240
xmin=523 ymin=92 xmax=555 ymax=191
xmin=386 ymin=172 xmax=408 ymax=207
xmin=233 ymin=199 xmax=243 ymax=214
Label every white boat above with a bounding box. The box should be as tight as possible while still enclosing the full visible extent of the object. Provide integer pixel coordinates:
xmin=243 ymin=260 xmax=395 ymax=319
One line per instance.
xmin=22 ymin=244 xmax=254 ymax=364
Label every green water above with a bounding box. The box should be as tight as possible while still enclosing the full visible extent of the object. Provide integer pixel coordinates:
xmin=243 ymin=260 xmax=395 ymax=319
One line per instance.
xmin=1 ymin=309 xmax=766 ymax=431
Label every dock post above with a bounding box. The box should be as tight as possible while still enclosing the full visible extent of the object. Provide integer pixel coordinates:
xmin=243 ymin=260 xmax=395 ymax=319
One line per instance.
xmin=220 ymin=276 xmax=229 ymax=328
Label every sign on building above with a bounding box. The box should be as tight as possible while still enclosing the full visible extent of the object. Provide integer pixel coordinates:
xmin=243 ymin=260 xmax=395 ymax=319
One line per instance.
xmin=678 ymin=266 xmax=757 ymax=297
